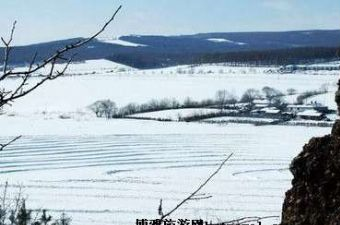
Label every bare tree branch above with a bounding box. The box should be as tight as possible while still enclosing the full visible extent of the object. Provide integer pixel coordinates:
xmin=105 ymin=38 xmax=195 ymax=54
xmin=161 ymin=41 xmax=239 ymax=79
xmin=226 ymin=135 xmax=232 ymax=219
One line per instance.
xmin=0 ymin=136 xmax=21 ymax=151
xmin=213 ymin=215 xmax=280 ymax=225
xmin=1 ymin=5 xmax=122 ymax=79
xmin=1 ymin=21 xmax=17 ymax=75
xmin=160 ymin=153 xmax=234 ymax=220
xmin=0 ymin=5 xmax=122 ymax=108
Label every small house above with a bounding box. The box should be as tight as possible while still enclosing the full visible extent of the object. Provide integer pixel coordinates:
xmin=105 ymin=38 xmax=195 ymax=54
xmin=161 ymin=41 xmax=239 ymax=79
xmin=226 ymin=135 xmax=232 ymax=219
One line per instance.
xmin=287 ymin=104 xmax=314 ymax=113
xmin=297 ymin=109 xmax=324 ymax=120
xmin=253 ymin=99 xmax=270 ymax=109
xmin=287 ymin=104 xmax=329 ymax=114
xmin=251 ymin=107 xmax=281 ymax=118
xmin=260 ymin=107 xmax=280 ymax=115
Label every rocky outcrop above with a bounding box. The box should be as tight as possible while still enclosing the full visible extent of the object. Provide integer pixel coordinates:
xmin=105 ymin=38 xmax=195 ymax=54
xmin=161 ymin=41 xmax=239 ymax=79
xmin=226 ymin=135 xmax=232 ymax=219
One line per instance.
xmin=336 ymin=80 xmax=340 ymax=115
xmin=281 ymin=81 xmax=340 ymax=225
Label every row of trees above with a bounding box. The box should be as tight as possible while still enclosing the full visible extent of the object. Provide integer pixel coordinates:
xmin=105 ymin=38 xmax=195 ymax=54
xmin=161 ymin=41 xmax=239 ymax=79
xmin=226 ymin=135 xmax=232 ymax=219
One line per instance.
xmin=239 ymin=86 xmax=284 ymax=103
xmin=196 ymin=47 xmax=339 ymax=67
xmin=89 ymin=83 xmax=331 ymax=119
xmin=107 ymin=46 xmax=339 ymax=69
xmin=89 ymin=86 xmax=291 ymax=119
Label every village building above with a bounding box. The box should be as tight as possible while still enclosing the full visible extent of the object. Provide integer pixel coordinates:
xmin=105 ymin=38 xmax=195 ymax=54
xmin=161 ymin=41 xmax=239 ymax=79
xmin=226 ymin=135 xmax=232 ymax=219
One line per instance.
xmin=287 ymin=104 xmax=329 ymax=114
xmin=296 ymin=109 xmax=325 ymax=121
xmin=260 ymin=107 xmax=281 ymax=115
xmin=253 ymin=99 xmax=270 ymax=109
xmin=251 ymin=107 xmax=281 ymax=118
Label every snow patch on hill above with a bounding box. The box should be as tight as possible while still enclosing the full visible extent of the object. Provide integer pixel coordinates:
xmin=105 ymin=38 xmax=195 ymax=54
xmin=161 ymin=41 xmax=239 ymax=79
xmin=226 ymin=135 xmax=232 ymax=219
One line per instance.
xmin=207 ymin=38 xmax=247 ymax=45
xmin=98 ymin=37 xmax=147 ymax=47
xmin=13 ymin=59 xmax=134 ymax=76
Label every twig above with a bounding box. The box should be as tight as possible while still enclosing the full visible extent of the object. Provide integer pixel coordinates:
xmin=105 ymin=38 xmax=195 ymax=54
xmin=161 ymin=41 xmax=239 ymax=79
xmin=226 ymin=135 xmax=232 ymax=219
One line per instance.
xmin=0 ymin=5 xmax=122 ymax=79
xmin=1 ymin=21 xmax=17 ymax=75
xmin=0 ymin=5 xmax=122 ymax=108
xmin=213 ymin=215 xmax=280 ymax=225
xmin=160 ymin=153 xmax=234 ymax=220
xmin=0 ymin=135 xmax=21 ymax=151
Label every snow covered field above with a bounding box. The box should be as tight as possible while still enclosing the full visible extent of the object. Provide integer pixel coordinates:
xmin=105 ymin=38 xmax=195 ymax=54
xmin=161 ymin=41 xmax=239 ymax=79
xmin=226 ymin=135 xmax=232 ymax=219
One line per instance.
xmin=2 ymin=60 xmax=338 ymax=117
xmin=0 ymin=123 xmax=331 ymax=225
xmin=0 ymin=60 xmax=339 ymax=225
xmin=204 ymin=116 xmax=277 ymax=124
xmin=127 ymin=108 xmax=223 ymax=121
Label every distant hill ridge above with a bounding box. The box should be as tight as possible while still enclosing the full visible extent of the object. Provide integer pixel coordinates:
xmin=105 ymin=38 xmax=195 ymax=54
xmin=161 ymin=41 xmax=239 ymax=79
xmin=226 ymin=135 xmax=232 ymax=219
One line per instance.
xmin=2 ymin=30 xmax=340 ymax=69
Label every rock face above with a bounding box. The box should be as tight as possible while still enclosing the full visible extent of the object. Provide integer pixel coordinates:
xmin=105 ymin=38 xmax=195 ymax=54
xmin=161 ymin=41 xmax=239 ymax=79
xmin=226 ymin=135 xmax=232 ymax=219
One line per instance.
xmin=281 ymin=81 xmax=340 ymax=225
xmin=336 ymin=80 xmax=340 ymax=115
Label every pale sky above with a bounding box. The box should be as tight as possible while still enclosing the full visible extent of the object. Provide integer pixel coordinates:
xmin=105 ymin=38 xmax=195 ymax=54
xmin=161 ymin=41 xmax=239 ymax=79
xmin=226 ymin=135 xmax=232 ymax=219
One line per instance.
xmin=1 ymin=0 xmax=340 ymax=45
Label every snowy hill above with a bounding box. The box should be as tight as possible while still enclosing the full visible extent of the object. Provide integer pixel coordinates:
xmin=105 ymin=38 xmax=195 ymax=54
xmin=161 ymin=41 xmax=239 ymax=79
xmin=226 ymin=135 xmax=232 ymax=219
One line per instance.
xmin=1 ymin=30 xmax=340 ymax=69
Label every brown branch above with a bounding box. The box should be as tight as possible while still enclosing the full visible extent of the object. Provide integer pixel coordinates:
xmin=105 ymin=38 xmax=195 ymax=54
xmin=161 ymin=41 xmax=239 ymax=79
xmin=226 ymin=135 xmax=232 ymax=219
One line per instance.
xmin=0 ymin=136 xmax=21 ymax=151
xmin=188 ymin=195 xmax=212 ymax=201
xmin=1 ymin=5 xmax=122 ymax=80
xmin=213 ymin=215 xmax=280 ymax=225
xmin=28 ymin=52 xmax=38 ymax=72
xmin=0 ymin=5 xmax=122 ymax=108
xmin=1 ymin=21 xmax=17 ymax=75
xmin=2 ymin=56 xmax=74 ymax=106
xmin=160 ymin=153 xmax=234 ymax=220
xmin=7 ymin=53 xmax=39 ymax=101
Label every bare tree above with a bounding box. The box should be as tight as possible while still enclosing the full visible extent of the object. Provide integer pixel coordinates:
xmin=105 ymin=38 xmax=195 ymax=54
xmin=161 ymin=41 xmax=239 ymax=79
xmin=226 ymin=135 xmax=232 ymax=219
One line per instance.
xmin=225 ymin=94 xmax=238 ymax=108
xmin=287 ymin=88 xmax=297 ymax=96
xmin=89 ymin=99 xmax=117 ymax=119
xmin=216 ymin=90 xmax=238 ymax=110
xmin=215 ymin=89 xmax=228 ymax=110
xmin=240 ymin=88 xmax=261 ymax=103
xmin=262 ymin=86 xmax=283 ymax=104
xmin=0 ymin=5 xmax=122 ymax=149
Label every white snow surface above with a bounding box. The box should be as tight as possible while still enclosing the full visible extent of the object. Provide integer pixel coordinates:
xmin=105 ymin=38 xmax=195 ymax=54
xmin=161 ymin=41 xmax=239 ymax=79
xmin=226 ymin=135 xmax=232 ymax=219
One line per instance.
xmin=307 ymin=92 xmax=338 ymax=110
xmin=0 ymin=122 xmax=331 ymax=225
xmin=207 ymin=38 xmax=247 ymax=45
xmin=0 ymin=60 xmax=339 ymax=225
xmin=128 ymin=108 xmax=222 ymax=121
xmin=12 ymin=59 xmax=134 ymax=76
xmin=98 ymin=37 xmax=147 ymax=47
xmin=204 ymin=116 xmax=276 ymax=123
xmin=2 ymin=61 xmax=339 ymax=117
xmin=297 ymin=109 xmax=322 ymax=117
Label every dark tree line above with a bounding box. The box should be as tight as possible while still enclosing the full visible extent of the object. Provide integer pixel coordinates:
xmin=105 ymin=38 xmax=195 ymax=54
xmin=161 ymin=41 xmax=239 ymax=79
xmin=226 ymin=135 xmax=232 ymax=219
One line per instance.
xmin=195 ymin=47 xmax=340 ymax=66
xmin=106 ymin=46 xmax=340 ymax=69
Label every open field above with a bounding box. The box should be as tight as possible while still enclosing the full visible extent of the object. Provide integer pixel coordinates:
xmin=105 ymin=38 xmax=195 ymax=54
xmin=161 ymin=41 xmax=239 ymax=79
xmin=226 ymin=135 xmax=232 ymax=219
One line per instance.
xmin=0 ymin=60 xmax=339 ymax=225
xmin=0 ymin=122 xmax=331 ymax=225
xmin=1 ymin=60 xmax=338 ymax=116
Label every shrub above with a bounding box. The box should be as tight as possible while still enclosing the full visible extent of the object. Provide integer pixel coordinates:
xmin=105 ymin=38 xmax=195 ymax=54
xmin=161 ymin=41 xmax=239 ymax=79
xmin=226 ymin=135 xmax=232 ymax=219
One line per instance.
xmin=183 ymin=97 xmax=199 ymax=108
xmin=287 ymin=88 xmax=297 ymax=95
xmin=262 ymin=86 xmax=283 ymax=103
xmin=89 ymin=100 xmax=117 ymax=119
xmin=0 ymin=184 xmax=71 ymax=225
xmin=240 ymin=89 xmax=261 ymax=103
xmin=272 ymin=97 xmax=288 ymax=111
